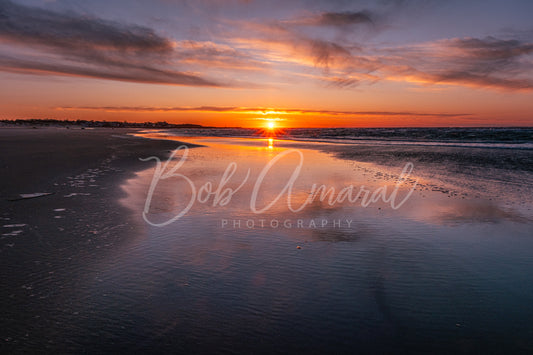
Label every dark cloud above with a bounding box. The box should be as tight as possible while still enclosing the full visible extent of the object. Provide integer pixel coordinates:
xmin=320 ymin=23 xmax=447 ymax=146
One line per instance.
xmin=1 ymin=0 xmax=531 ymax=91
xmin=0 ymin=0 xmax=221 ymax=86
xmin=243 ymin=4 xmax=533 ymax=91
xmin=429 ymin=71 xmax=533 ymax=91
xmin=174 ymin=40 xmax=267 ymax=71
xmin=57 ymin=105 xmax=471 ymax=118
xmin=0 ymin=0 xmax=173 ymax=53
xmin=237 ymin=19 xmax=378 ymax=85
xmin=287 ymin=9 xmax=376 ymax=28
xmin=0 ymin=54 xmax=217 ymax=86
xmin=308 ymin=38 xmax=353 ymax=68
xmin=415 ymin=36 xmax=533 ymax=90
xmin=316 ymin=11 xmax=374 ymax=26
xmin=236 ymin=13 xmax=533 ymax=91
xmin=322 ymin=76 xmax=361 ymax=88
xmin=58 ymin=105 xmax=241 ymax=112
xmin=445 ymin=37 xmax=533 ymax=73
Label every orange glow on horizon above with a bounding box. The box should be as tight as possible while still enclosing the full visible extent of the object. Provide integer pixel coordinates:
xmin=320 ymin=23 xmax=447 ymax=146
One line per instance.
xmin=4 ymin=100 xmax=531 ymax=128
xmin=48 ymin=104 xmax=523 ymax=128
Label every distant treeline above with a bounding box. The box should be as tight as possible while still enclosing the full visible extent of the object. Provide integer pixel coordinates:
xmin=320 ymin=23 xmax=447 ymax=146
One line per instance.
xmin=0 ymin=119 xmax=212 ymax=128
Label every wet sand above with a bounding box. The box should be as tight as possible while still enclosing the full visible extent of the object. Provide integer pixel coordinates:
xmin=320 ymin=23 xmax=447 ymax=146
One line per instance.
xmin=2 ymin=130 xmax=533 ymax=354
xmin=119 ymin=135 xmax=533 ymax=354
xmin=0 ymin=127 xmax=192 ymax=352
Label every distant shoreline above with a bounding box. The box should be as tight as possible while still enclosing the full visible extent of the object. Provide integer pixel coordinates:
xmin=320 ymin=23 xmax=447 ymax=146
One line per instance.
xmin=1 ymin=119 xmax=531 ymax=130
xmin=0 ymin=119 xmax=243 ymax=129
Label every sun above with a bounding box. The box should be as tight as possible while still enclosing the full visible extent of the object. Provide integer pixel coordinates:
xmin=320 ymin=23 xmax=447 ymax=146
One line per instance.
xmin=256 ymin=118 xmax=284 ymax=139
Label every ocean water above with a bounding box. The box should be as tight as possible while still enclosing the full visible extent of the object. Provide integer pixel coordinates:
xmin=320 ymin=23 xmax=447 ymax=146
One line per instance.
xmin=89 ymin=133 xmax=533 ymax=354
xmin=145 ymin=127 xmax=533 ymax=149
xmin=6 ymin=130 xmax=532 ymax=354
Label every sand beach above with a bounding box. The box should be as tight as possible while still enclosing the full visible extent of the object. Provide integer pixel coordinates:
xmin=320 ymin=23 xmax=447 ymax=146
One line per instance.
xmin=3 ymin=128 xmax=532 ymax=353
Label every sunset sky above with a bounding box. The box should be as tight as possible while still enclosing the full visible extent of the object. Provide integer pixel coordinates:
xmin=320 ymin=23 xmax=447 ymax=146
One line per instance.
xmin=1 ymin=0 xmax=532 ymax=127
